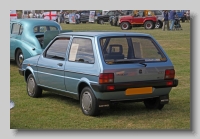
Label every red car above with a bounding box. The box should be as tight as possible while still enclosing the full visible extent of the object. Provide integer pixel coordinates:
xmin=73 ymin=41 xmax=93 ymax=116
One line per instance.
xmin=119 ymin=13 xmax=157 ymax=30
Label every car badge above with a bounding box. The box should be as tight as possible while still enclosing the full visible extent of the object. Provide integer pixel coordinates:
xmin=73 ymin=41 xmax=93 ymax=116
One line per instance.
xmin=139 ymin=69 xmax=142 ymax=74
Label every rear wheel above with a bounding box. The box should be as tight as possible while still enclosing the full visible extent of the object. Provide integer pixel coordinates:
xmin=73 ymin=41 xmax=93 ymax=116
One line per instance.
xmin=144 ymin=21 xmax=154 ymax=29
xmin=15 ymin=49 xmax=24 ymax=68
xmin=120 ymin=22 xmax=130 ymax=30
xmin=144 ymin=97 xmax=164 ymax=110
xmin=80 ymin=87 xmax=99 ymax=116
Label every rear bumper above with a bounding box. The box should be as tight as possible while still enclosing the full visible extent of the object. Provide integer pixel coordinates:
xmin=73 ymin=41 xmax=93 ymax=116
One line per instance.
xmin=91 ymin=79 xmax=178 ymax=92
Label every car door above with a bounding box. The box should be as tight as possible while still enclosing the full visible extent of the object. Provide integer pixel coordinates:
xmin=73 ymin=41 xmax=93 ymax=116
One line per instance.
xmin=133 ymin=10 xmax=145 ymax=24
xmin=10 ymin=22 xmax=23 ymax=60
xmin=37 ymin=37 xmax=70 ymax=91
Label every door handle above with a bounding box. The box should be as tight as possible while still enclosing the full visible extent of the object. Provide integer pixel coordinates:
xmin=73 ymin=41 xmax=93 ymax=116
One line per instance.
xmin=57 ymin=63 xmax=63 ymax=66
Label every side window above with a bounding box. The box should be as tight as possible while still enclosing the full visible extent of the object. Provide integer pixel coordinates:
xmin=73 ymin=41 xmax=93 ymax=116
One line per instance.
xmin=11 ymin=23 xmax=20 ymax=34
xmin=34 ymin=26 xmax=58 ymax=33
xmin=45 ymin=37 xmax=70 ymax=60
xmin=68 ymin=38 xmax=94 ymax=64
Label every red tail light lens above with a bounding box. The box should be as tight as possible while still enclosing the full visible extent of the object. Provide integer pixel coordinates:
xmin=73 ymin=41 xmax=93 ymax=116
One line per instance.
xmin=99 ymin=73 xmax=114 ymax=84
xmin=165 ymin=69 xmax=175 ymax=79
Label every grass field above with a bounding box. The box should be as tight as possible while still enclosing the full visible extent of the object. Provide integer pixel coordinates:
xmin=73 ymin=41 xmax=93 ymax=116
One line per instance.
xmin=10 ymin=22 xmax=190 ymax=130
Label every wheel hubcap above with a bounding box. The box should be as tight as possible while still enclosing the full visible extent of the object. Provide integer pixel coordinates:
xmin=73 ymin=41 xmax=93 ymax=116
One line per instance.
xmin=123 ymin=23 xmax=128 ymax=29
xmin=18 ymin=53 xmax=24 ymax=65
xmin=28 ymin=77 xmax=35 ymax=95
xmin=147 ymin=24 xmax=151 ymax=28
xmin=82 ymin=91 xmax=92 ymax=112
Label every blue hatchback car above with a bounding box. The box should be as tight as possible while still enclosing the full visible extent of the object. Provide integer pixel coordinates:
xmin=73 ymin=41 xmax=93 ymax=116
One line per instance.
xmin=10 ymin=18 xmax=62 ymax=68
xmin=19 ymin=32 xmax=178 ymax=116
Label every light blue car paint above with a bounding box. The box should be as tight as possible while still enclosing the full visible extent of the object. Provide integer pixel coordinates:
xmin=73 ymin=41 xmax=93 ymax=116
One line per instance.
xmin=19 ymin=31 xmax=179 ymax=116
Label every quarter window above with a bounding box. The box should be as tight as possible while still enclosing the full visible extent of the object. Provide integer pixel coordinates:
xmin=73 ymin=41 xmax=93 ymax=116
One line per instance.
xmin=45 ymin=37 xmax=70 ymax=60
xmin=69 ymin=38 xmax=94 ymax=64
xmin=11 ymin=23 xmax=21 ymax=34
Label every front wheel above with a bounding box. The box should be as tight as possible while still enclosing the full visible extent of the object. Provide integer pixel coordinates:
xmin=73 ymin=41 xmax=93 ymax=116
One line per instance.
xmin=120 ymin=22 xmax=130 ymax=30
xmin=15 ymin=49 xmax=24 ymax=68
xmin=144 ymin=21 xmax=154 ymax=29
xmin=80 ymin=87 xmax=99 ymax=116
xmin=27 ymin=74 xmax=42 ymax=98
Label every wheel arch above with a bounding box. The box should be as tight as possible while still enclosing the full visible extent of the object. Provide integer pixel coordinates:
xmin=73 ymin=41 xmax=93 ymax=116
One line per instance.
xmin=24 ymin=67 xmax=37 ymax=83
xmin=77 ymin=78 xmax=94 ymax=100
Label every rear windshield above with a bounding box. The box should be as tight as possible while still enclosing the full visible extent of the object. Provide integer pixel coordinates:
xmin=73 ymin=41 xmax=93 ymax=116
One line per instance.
xmin=99 ymin=36 xmax=166 ymax=64
xmin=34 ymin=26 xmax=58 ymax=33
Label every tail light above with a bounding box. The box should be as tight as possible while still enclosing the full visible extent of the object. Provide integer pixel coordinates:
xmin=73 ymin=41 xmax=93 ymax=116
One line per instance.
xmin=99 ymin=73 xmax=114 ymax=84
xmin=165 ymin=69 xmax=175 ymax=79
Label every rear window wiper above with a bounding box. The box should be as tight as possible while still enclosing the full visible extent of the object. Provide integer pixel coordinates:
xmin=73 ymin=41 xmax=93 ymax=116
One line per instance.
xmin=106 ymin=59 xmax=147 ymax=64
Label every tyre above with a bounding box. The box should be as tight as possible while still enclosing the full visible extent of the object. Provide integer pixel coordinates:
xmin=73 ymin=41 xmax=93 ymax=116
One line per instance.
xmin=15 ymin=49 xmax=24 ymax=68
xmin=99 ymin=19 xmax=104 ymax=24
xmin=144 ymin=21 xmax=154 ymax=29
xmin=144 ymin=97 xmax=164 ymax=110
xmin=155 ymin=21 xmax=163 ymax=28
xmin=80 ymin=87 xmax=99 ymax=116
xmin=120 ymin=22 xmax=130 ymax=30
xmin=27 ymin=74 xmax=42 ymax=98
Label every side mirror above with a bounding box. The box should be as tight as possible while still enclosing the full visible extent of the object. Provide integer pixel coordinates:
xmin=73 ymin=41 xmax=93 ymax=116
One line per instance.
xmin=10 ymin=100 xmax=15 ymax=109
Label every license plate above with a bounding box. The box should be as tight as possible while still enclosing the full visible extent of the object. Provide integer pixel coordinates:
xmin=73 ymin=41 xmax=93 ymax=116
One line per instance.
xmin=125 ymin=87 xmax=152 ymax=95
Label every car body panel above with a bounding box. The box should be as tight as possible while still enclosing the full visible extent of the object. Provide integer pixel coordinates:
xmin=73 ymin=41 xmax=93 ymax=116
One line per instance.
xmin=20 ymin=31 xmax=178 ymax=109
xmin=10 ymin=19 xmax=62 ymax=62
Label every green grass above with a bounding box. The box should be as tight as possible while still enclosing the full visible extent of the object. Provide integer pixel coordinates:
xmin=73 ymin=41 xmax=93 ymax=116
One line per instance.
xmin=10 ymin=22 xmax=190 ymax=130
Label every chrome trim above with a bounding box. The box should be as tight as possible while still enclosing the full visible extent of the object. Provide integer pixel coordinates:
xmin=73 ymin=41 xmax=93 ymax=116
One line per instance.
xmin=37 ymin=65 xmax=64 ymax=71
xmin=37 ymin=71 xmax=64 ymax=78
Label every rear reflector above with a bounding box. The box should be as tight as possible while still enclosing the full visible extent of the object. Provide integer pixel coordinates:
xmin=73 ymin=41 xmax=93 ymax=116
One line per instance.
xmin=166 ymin=81 xmax=173 ymax=86
xmin=99 ymin=73 xmax=114 ymax=84
xmin=106 ymin=85 xmax=115 ymax=91
xmin=165 ymin=69 xmax=175 ymax=79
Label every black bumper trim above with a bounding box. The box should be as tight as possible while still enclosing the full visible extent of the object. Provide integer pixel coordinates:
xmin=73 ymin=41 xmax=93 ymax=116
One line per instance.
xmin=91 ymin=79 xmax=178 ymax=92
xmin=19 ymin=69 xmax=24 ymax=76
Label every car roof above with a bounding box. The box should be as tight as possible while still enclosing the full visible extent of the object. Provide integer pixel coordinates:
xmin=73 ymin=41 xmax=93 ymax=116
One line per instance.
xmin=59 ymin=31 xmax=151 ymax=37
xmin=10 ymin=18 xmax=59 ymax=25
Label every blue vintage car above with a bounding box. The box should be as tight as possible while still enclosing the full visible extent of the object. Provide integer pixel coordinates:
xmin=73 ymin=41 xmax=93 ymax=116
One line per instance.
xmin=10 ymin=18 xmax=62 ymax=67
xmin=19 ymin=32 xmax=178 ymax=116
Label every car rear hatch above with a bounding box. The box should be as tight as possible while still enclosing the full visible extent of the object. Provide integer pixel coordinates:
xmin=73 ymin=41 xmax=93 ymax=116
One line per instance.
xmin=98 ymin=35 xmax=178 ymax=91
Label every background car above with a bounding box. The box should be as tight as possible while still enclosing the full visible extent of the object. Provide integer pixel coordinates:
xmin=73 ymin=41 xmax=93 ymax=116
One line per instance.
xmin=19 ymin=31 xmax=178 ymax=116
xmin=152 ymin=10 xmax=164 ymax=28
xmin=10 ymin=18 xmax=62 ymax=68
xmin=97 ymin=10 xmax=124 ymax=24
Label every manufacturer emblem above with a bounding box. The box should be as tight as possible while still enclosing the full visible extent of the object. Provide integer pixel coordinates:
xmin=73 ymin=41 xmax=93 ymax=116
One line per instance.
xmin=139 ymin=69 xmax=142 ymax=74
